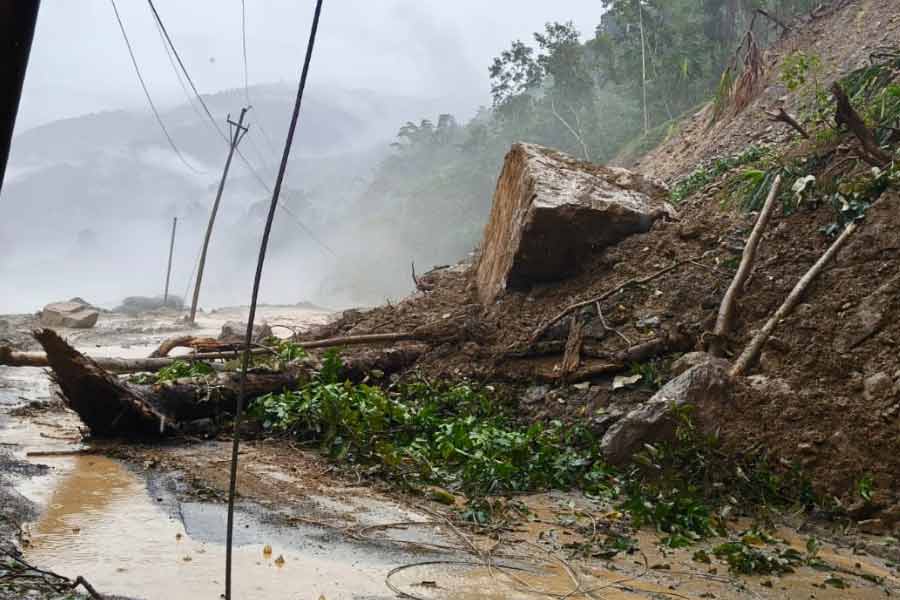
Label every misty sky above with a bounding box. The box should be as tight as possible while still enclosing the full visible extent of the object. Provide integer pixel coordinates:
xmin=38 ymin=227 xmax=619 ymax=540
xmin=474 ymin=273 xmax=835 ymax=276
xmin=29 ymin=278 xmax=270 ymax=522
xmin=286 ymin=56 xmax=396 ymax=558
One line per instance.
xmin=17 ymin=0 xmax=605 ymax=131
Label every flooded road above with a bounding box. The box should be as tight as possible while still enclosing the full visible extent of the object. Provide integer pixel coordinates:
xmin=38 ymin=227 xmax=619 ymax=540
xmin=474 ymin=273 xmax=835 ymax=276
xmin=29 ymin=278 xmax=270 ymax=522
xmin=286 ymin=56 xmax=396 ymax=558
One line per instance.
xmin=2 ymin=307 xmax=900 ymax=599
xmin=18 ymin=455 xmax=407 ymax=599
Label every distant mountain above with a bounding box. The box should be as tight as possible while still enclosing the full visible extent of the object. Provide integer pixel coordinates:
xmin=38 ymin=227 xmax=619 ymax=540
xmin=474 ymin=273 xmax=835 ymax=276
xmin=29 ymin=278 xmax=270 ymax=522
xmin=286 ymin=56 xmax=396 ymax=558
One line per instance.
xmin=0 ymin=83 xmax=450 ymax=313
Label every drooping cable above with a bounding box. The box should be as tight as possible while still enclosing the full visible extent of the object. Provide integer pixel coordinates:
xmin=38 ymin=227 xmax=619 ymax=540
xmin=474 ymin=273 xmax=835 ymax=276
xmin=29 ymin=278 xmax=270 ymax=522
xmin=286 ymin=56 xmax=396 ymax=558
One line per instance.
xmin=151 ymin=7 xmax=209 ymax=130
xmin=109 ymin=0 xmax=201 ymax=174
xmin=239 ymin=0 xmax=282 ymax=160
xmin=223 ymin=3 xmax=325 ymax=599
xmin=147 ymin=0 xmax=336 ymax=257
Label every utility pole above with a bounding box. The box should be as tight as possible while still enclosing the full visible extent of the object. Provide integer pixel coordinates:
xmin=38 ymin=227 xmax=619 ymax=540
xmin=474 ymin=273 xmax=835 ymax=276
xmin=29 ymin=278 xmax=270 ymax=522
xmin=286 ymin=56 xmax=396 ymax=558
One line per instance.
xmin=189 ymin=108 xmax=249 ymax=324
xmin=163 ymin=216 xmax=177 ymax=305
xmin=0 ymin=1 xmax=40 ymax=195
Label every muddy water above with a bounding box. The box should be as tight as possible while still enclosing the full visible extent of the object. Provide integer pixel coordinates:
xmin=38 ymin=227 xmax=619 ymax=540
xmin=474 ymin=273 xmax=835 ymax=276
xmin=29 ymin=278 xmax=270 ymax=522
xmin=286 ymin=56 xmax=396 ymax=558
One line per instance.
xmin=17 ymin=455 xmax=403 ymax=599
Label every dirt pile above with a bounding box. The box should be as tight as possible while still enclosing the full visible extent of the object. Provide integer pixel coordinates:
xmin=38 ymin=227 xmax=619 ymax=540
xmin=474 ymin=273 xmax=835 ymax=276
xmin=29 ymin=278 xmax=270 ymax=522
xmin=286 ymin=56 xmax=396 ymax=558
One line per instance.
xmin=304 ymin=0 xmax=900 ymax=512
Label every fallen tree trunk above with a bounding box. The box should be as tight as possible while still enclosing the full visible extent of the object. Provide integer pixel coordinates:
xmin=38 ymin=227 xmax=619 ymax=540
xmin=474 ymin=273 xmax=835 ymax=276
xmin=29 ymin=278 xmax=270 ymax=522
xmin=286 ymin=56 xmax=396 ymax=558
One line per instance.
xmin=151 ymin=331 xmax=419 ymax=358
xmin=32 ymin=329 xmax=425 ymax=437
xmin=34 ymin=329 xmax=179 ymax=436
xmin=0 ymin=346 xmax=232 ymax=373
xmin=731 ymin=222 xmax=859 ymax=376
xmin=530 ymin=327 xmax=694 ymax=383
xmin=3 ymin=331 xmax=421 ymax=373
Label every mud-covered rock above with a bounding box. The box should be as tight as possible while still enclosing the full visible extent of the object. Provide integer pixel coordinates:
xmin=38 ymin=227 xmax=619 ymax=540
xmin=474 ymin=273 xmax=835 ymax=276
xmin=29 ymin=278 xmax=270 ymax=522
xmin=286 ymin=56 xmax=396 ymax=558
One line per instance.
xmin=218 ymin=321 xmax=273 ymax=344
xmin=864 ymin=372 xmax=893 ymax=402
xmin=670 ymin=351 xmax=718 ymax=377
xmin=475 ymin=143 xmax=675 ymax=304
xmin=600 ymin=360 xmax=732 ymax=465
xmin=38 ymin=300 xmax=99 ymax=329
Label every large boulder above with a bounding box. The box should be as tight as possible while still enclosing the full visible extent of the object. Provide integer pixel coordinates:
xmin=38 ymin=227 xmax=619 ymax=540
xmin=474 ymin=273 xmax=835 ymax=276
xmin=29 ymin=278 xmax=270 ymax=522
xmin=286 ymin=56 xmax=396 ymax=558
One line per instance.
xmin=600 ymin=359 xmax=732 ymax=466
xmin=475 ymin=143 xmax=675 ymax=304
xmin=218 ymin=321 xmax=273 ymax=344
xmin=39 ymin=300 xmax=99 ymax=329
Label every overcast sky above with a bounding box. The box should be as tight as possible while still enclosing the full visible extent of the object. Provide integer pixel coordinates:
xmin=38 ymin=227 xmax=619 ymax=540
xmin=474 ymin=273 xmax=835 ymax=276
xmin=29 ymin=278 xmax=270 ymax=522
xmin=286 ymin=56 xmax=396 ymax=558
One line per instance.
xmin=17 ymin=0 xmax=605 ymax=131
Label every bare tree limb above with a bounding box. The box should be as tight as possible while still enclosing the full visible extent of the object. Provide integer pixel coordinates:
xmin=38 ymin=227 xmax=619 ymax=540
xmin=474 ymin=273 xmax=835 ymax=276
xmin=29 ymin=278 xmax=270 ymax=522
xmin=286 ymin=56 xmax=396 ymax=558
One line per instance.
xmin=832 ymin=82 xmax=892 ymax=167
xmin=731 ymin=222 xmax=859 ymax=376
xmin=560 ymin=319 xmax=585 ymax=378
xmin=550 ymin=98 xmax=591 ymax=161
xmin=529 ymin=256 xmax=704 ymax=344
xmin=756 ymin=8 xmax=791 ymax=31
xmin=708 ymin=175 xmax=782 ymax=357
xmin=3 ymin=332 xmax=420 ymax=373
xmin=765 ymin=108 xmax=809 ymax=139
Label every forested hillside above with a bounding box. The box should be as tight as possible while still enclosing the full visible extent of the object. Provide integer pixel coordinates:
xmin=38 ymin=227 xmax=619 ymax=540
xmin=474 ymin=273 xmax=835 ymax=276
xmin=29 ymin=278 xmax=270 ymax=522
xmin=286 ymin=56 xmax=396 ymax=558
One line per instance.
xmin=333 ymin=0 xmax=842 ymax=303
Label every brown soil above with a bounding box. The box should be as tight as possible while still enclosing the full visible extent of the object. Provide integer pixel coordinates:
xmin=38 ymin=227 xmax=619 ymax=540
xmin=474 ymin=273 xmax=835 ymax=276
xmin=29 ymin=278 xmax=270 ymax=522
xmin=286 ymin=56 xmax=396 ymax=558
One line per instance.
xmin=303 ymin=0 xmax=900 ymax=512
xmin=628 ymin=0 xmax=900 ymax=182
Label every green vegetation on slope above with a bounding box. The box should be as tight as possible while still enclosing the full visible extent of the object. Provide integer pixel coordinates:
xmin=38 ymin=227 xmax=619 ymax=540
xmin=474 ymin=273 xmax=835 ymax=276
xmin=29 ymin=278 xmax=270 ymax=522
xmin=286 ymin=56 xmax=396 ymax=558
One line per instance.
xmin=340 ymin=1 xmax=844 ymax=300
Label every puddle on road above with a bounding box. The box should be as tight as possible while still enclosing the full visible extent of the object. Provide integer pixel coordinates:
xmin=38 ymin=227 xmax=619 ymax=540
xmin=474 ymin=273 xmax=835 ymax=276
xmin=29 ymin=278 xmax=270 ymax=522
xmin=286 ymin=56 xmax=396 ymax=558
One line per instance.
xmin=17 ymin=454 xmax=404 ymax=600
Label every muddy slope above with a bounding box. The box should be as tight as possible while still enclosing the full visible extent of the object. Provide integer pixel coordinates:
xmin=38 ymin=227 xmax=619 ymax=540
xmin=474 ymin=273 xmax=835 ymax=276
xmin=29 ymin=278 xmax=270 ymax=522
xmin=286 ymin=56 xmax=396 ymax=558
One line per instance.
xmin=306 ymin=0 xmax=900 ymax=511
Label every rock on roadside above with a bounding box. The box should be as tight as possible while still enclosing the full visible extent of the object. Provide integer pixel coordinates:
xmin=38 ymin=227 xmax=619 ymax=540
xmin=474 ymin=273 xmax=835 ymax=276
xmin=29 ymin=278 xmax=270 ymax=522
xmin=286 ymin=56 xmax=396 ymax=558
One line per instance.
xmin=38 ymin=300 xmax=99 ymax=329
xmin=475 ymin=142 xmax=675 ymax=304
xmin=601 ymin=359 xmax=732 ymax=466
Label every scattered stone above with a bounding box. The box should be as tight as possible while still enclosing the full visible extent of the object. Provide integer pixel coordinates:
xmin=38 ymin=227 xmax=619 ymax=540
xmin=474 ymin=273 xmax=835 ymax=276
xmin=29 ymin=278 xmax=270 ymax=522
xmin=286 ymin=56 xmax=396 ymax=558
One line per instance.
xmin=863 ymin=372 xmax=893 ymax=402
xmin=522 ymin=386 xmax=550 ymax=405
xmin=746 ymin=375 xmax=794 ymax=396
xmin=601 ymin=360 xmax=732 ymax=465
xmin=218 ymin=321 xmax=273 ymax=344
xmin=38 ymin=301 xmax=99 ymax=329
xmin=636 ymin=316 xmax=661 ymax=329
xmin=475 ymin=143 xmax=674 ymax=304
xmin=670 ymin=352 xmax=718 ymax=377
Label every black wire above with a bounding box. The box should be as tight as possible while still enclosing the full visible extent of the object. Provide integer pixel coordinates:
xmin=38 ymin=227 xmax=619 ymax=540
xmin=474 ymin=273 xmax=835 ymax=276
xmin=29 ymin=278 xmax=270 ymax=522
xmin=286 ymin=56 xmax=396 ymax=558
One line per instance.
xmin=148 ymin=0 xmax=332 ymax=257
xmin=240 ymin=0 xmax=250 ymax=106
xmin=151 ymin=6 xmax=210 ymax=130
xmin=109 ymin=0 xmax=201 ymax=174
xmin=224 ymin=2 xmax=325 ymax=598
xmin=239 ymin=0 xmax=284 ymax=161
xmin=148 ymin=0 xmax=336 ymax=257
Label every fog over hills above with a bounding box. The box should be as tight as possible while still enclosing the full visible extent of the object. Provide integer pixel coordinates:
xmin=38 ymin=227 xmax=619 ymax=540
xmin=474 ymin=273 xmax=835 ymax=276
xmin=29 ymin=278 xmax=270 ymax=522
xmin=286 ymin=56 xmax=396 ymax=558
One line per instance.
xmin=0 ymin=83 xmax=452 ymax=313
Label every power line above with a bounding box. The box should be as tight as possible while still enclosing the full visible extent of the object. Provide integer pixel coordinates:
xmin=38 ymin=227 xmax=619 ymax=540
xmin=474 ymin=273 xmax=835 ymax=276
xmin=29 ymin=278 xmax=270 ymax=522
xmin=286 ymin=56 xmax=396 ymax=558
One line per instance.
xmin=147 ymin=0 xmax=335 ymax=257
xmin=151 ymin=7 xmax=208 ymax=129
xmin=238 ymin=0 xmax=289 ymax=163
xmin=109 ymin=0 xmax=202 ymax=174
xmin=240 ymin=0 xmax=250 ymax=106
xmin=225 ymin=2 xmax=325 ymax=597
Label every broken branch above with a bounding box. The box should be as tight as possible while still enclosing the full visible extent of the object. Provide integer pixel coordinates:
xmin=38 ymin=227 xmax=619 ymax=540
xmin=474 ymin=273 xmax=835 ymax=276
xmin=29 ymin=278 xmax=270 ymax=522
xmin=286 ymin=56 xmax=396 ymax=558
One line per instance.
xmin=530 ymin=256 xmax=703 ymax=344
xmin=832 ymin=82 xmax=892 ymax=166
xmin=731 ymin=222 xmax=859 ymax=376
xmin=560 ymin=319 xmax=585 ymax=378
xmin=765 ymin=108 xmax=809 ymax=139
xmin=2 ymin=332 xmax=421 ymax=374
xmin=755 ymin=8 xmax=791 ymax=31
xmin=708 ymin=175 xmax=782 ymax=357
